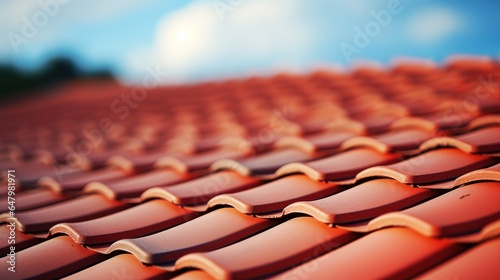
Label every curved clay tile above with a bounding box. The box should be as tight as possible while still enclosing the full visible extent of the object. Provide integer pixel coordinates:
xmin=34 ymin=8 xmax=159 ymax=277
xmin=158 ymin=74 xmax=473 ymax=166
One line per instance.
xmin=38 ymin=167 xmax=129 ymax=193
xmin=273 ymin=136 xmax=319 ymax=154
xmin=343 ymin=181 xmax=500 ymax=237
xmin=0 ymin=194 xmax=128 ymax=233
xmin=0 ymin=236 xmax=105 ymax=279
xmin=64 ymin=254 xmax=170 ymax=279
xmin=271 ymin=228 xmax=462 ymax=280
xmin=341 ymin=128 xmax=435 ymax=153
xmin=0 ymin=227 xmax=41 ymax=256
xmin=155 ymin=148 xmax=251 ymax=173
xmin=211 ymin=148 xmax=316 ymax=178
xmin=467 ymin=114 xmax=500 ymax=130
xmin=172 ymin=270 xmax=215 ymax=280
xmin=207 ymin=175 xmax=343 ymax=215
xmin=356 ymin=148 xmax=495 ymax=185
xmin=449 ymin=219 xmax=500 ymax=243
xmin=0 ymin=189 xmax=70 ymax=213
xmin=175 ymin=217 xmax=357 ymax=279
xmin=49 ymin=200 xmax=195 ymax=245
xmin=454 ymin=163 xmax=500 ymax=186
xmin=390 ymin=117 xmax=439 ymax=133
xmin=417 ymin=236 xmax=500 ymax=279
xmin=323 ymin=119 xmax=368 ymax=135
xmin=105 ymin=150 xmax=183 ymax=173
xmin=420 ymin=126 xmax=500 ymax=154
xmin=284 ymin=178 xmax=440 ymax=224
xmin=276 ymin=148 xmax=399 ymax=181
xmin=108 ymin=208 xmax=274 ymax=264
xmin=83 ymin=169 xmax=192 ymax=200
xmin=141 ymin=171 xmax=260 ymax=206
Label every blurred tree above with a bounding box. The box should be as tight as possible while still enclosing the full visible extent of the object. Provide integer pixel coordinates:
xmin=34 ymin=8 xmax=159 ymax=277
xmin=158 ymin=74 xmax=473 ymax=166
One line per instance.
xmin=0 ymin=57 xmax=114 ymax=102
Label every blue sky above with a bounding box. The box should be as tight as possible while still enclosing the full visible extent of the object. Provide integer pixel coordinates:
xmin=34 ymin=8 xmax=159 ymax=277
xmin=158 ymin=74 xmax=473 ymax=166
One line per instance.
xmin=0 ymin=0 xmax=498 ymax=83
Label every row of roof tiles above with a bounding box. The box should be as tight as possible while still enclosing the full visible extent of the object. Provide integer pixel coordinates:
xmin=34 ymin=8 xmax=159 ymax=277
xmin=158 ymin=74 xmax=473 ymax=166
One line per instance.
xmin=0 ymin=57 xmax=499 ymax=279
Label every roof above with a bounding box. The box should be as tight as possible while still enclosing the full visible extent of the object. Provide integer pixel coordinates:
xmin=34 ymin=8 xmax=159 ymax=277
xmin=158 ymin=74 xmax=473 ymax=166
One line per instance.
xmin=0 ymin=56 xmax=500 ymax=279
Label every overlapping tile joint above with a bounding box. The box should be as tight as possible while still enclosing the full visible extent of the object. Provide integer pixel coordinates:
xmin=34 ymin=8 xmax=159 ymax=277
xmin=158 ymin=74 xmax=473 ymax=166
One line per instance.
xmin=1 ymin=56 xmax=500 ymax=279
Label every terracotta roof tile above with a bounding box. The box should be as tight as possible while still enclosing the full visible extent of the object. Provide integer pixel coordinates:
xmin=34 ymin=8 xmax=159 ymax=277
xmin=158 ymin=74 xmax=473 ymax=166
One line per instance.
xmin=50 ymin=199 xmax=195 ymax=245
xmin=417 ymin=236 xmax=500 ymax=279
xmin=420 ymin=125 xmax=500 ymax=153
xmin=1 ymin=194 xmax=128 ymax=233
xmin=172 ymin=270 xmax=215 ymax=280
xmin=63 ymin=254 xmax=170 ymax=279
xmin=84 ymin=169 xmax=192 ymax=200
xmin=272 ymin=228 xmax=463 ymax=280
xmin=348 ymin=181 xmax=500 ymax=236
xmin=341 ymin=127 xmax=435 ymax=153
xmin=276 ymin=148 xmax=399 ymax=181
xmin=142 ymin=171 xmax=260 ymax=206
xmin=454 ymin=163 xmax=500 ymax=186
xmin=0 ymin=227 xmax=41 ymax=255
xmin=0 ymin=189 xmax=70 ymax=212
xmin=38 ymin=167 xmax=129 ymax=193
xmin=356 ymin=148 xmax=496 ymax=185
xmin=156 ymin=148 xmax=251 ymax=174
xmin=0 ymin=236 xmax=105 ymax=279
xmin=284 ymin=178 xmax=440 ymax=224
xmin=176 ymin=217 xmax=357 ymax=279
xmin=274 ymin=130 xmax=360 ymax=153
xmin=208 ymin=175 xmax=343 ymax=215
xmin=108 ymin=208 xmax=274 ymax=264
xmin=211 ymin=148 xmax=317 ymax=178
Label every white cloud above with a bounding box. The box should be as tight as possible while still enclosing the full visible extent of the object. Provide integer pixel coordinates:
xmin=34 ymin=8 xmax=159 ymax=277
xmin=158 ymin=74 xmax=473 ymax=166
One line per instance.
xmin=150 ymin=0 xmax=319 ymax=82
xmin=406 ymin=8 xmax=461 ymax=45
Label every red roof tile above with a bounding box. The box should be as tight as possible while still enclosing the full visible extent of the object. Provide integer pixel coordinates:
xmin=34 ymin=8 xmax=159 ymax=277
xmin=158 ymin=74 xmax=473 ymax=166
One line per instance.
xmin=417 ymin=236 xmax=500 ymax=279
xmin=276 ymin=147 xmax=399 ymax=181
xmin=176 ymin=217 xmax=357 ymax=279
xmin=272 ymin=228 xmax=463 ymax=279
xmin=142 ymin=171 xmax=260 ymax=206
xmin=50 ymin=199 xmax=195 ymax=245
xmin=84 ymin=169 xmax=192 ymax=200
xmin=0 ymin=236 xmax=105 ymax=279
xmin=356 ymin=148 xmax=496 ymax=185
xmin=64 ymin=254 xmax=170 ymax=279
xmin=351 ymin=181 xmax=500 ymax=236
xmin=109 ymin=208 xmax=274 ymax=264
xmin=2 ymin=194 xmax=128 ymax=233
xmin=211 ymin=148 xmax=316 ymax=178
xmin=284 ymin=178 xmax=440 ymax=224
xmin=208 ymin=174 xmax=343 ymax=215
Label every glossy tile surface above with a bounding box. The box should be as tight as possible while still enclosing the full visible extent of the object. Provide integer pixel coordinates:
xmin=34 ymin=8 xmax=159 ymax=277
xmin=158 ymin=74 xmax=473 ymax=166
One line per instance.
xmin=2 ymin=194 xmax=127 ymax=233
xmin=84 ymin=169 xmax=191 ymax=200
xmin=109 ymin=208 xmax=274 ymax=263
xmin=208 ymin=175 xmax=343 ymax=214
xmin=0 ymin=236 xmax=105 ymax=279
xmin=284 ymin=178 xmax=440 ymax=224
xmin=272 ymin=228 xmax=462 ymax=280
xmin=356 ymin=148 xmax=496 ymax=184
xmin=417 ymin=236 xmax=500 ymax=279
xmin=142 ymin=171 xmax=260 ymax=205
xmin=63 ymin=254 xmax=169 ymax=280
xmin=50 ymin=200 xmax=195 ymax=245
xmin=277 ymin=148 xmax=399 ymax=181
xmin=176 ymin=217 xmax=357 ymax=279
xmin=367 ymin=182 xmax=500 ymax=236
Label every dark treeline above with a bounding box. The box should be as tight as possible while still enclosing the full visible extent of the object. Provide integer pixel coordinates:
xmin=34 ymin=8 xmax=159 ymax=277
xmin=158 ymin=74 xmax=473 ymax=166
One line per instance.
xmin=0 ymin=57 xmax=114 ymax=102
